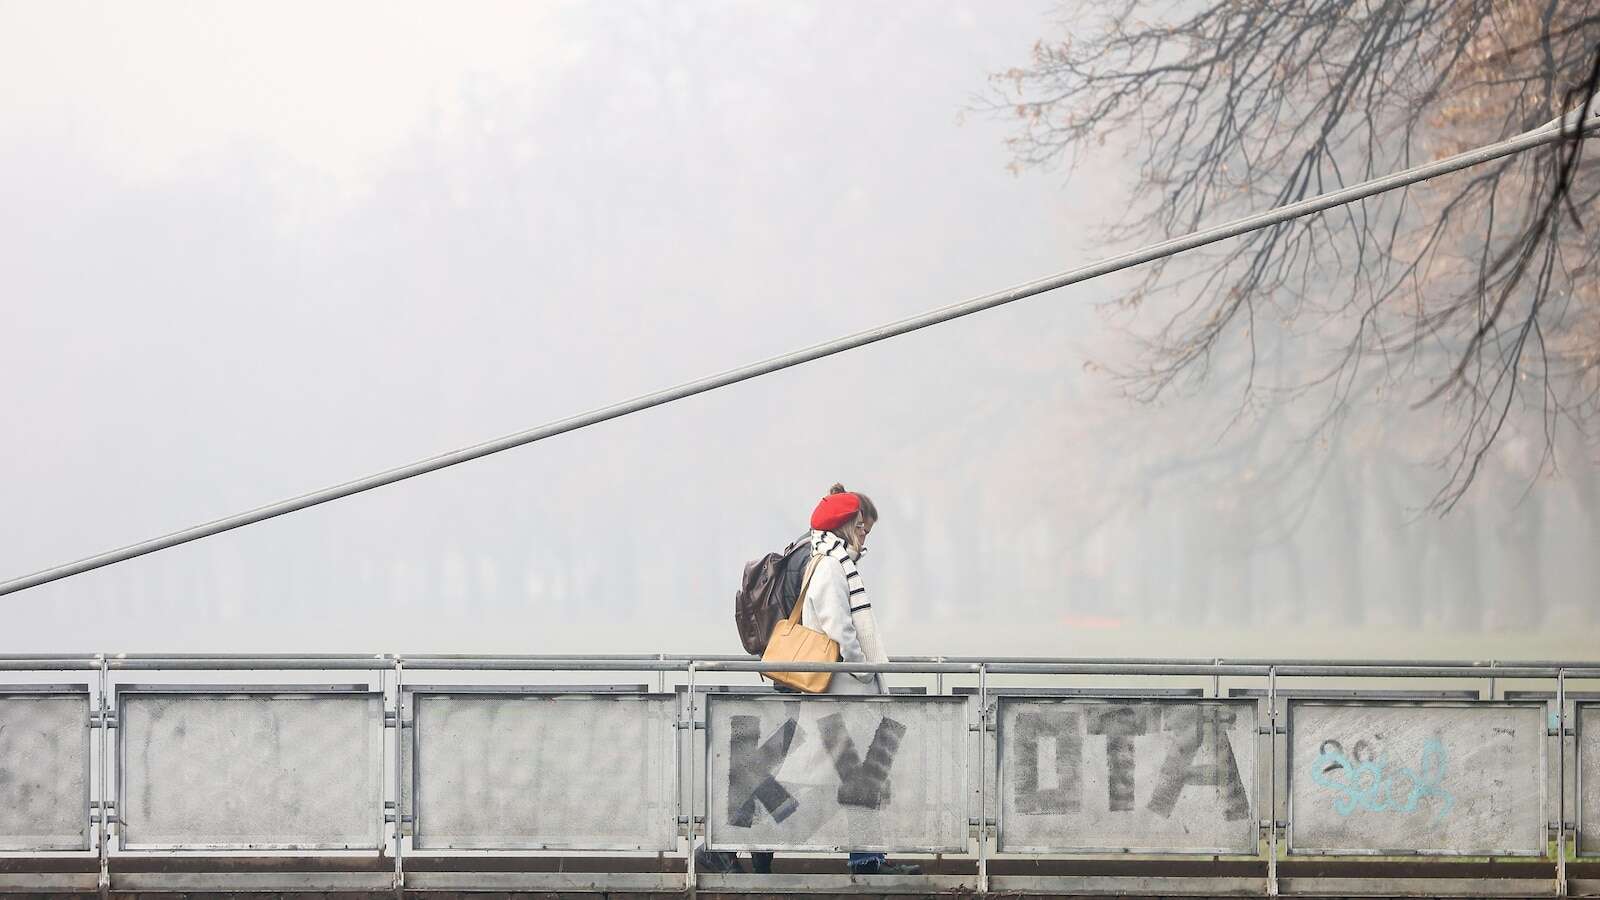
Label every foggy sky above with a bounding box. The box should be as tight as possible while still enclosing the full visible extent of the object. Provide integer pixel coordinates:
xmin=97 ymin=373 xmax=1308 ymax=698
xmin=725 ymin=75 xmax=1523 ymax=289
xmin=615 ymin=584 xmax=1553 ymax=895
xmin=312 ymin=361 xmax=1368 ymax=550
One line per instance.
xmin=3 ymin=1 xmax=1595 ymax=659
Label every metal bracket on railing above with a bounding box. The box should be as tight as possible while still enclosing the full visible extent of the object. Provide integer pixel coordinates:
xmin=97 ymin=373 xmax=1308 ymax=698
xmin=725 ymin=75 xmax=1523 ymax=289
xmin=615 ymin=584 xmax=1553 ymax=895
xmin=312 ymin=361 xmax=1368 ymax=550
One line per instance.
xmin=673 ymin=720 xmax=705 ymax=730
xmin=383 ymin=711 xmax=413 ymax=728
xmin=88 ymin=710 xmax=118 ymax=728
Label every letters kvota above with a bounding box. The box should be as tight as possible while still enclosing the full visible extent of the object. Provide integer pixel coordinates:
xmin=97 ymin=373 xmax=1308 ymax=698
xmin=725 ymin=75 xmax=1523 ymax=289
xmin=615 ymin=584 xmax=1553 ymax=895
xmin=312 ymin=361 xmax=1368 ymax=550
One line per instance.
xmin=725 ymin=703 xmax=1251 ymax=830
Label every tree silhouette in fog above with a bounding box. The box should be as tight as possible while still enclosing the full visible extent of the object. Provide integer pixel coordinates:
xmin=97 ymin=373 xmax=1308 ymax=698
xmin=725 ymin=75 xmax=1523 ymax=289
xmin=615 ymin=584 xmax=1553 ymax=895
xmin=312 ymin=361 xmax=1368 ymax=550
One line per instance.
xmin=988 ymin=0 xmax=1600 ymax=510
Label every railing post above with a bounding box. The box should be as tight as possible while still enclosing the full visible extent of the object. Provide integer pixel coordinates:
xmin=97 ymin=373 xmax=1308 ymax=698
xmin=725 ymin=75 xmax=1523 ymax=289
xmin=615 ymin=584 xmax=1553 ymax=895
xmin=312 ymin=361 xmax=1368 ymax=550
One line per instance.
xmin=685 ymin=661 xmax=698 ymax=895
xmin=656 ymin=655 xmax=669 ymax=868
xmin=934 ymin=661 xmax=946 ymax=873
xmin=1267 ymin=665 xmax=1279 ymax=897
xmin=96 ymin=655 xmax=110 ymax=900
xmin=1558 ymin=668 xmax=1567 ymax=897
xmin=377 ymin=662 xmax=390 ymax=863
xmin=978 ymin=662 xmax=989 ymax=894
xmin=392 ymin=656 xmax=404 ymax=898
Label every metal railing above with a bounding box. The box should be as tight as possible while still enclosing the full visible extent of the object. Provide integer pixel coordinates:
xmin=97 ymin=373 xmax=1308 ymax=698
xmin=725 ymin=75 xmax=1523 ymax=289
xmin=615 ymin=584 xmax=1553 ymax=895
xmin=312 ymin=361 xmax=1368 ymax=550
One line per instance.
xmin=1 ymin=653 xmax=1596 ymax=897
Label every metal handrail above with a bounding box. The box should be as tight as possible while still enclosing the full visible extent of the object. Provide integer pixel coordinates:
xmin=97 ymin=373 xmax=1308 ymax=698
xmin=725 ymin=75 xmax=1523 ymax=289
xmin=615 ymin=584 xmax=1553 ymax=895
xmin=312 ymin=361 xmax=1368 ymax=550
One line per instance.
xmin=4 ymin=100 xmax=1594 ymax=600
xmin=2 ymin=652 xmax=1599 ymax=673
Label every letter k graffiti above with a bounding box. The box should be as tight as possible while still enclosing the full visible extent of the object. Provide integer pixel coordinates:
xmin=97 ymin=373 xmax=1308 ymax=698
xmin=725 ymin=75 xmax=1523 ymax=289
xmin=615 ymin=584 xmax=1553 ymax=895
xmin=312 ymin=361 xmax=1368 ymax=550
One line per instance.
xmin=727 ymin=716 xmax=804 ymax=828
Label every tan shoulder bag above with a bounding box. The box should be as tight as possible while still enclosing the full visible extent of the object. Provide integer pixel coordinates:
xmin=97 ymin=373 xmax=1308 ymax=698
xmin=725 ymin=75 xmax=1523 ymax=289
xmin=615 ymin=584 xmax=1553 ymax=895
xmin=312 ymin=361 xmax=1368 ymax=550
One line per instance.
xmin=760 ymin=555 xmax=838 ymax=693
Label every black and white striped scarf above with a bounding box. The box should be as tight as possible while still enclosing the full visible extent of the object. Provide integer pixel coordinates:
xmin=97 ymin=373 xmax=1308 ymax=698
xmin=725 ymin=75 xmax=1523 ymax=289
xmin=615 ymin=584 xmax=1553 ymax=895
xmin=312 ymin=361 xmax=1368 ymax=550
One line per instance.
xmin=809 ymin=528 xmax=871 ymax=614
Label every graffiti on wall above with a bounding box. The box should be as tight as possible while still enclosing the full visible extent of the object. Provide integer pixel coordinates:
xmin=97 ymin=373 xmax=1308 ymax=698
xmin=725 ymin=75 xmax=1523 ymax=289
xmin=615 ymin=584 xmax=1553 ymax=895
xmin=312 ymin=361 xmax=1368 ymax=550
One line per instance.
xmin=705 ymin=697 xmax=968 ymax=852
xmin=726 ymin=712 xmax=905 ymax=827
xmin=1287 ymin=702 xmax=1544 ymax=855
xmin=1010 ymin=703 xmax=1250 ymax=820
xmin=1309 ymin=737 xmax=1455 ymax=822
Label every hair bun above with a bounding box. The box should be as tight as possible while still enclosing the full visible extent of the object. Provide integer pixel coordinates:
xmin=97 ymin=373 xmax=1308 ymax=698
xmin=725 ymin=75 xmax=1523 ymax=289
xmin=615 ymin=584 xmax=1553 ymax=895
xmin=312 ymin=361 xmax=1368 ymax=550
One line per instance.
xmin=828 ymin=482 xmax=847 ymax=494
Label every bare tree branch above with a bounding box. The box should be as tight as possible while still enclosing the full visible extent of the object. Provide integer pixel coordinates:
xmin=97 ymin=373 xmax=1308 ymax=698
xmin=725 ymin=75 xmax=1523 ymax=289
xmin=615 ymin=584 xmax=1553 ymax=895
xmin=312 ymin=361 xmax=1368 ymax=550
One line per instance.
xmin=983 ymin=0 xmax=1600 ymax=511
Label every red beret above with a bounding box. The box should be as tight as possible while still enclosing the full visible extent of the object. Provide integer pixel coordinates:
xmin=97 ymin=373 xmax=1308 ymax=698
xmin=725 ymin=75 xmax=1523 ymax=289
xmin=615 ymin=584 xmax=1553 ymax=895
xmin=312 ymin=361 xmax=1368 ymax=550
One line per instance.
xmin=810 ymin=492 xmax=861 ymax=531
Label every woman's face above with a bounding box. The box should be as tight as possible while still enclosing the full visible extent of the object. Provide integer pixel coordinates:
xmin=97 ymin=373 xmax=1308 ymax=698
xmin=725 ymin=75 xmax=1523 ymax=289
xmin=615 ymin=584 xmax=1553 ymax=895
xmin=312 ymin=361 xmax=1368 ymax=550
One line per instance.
xmin=846 ymin=514 xmax=876 ymax=555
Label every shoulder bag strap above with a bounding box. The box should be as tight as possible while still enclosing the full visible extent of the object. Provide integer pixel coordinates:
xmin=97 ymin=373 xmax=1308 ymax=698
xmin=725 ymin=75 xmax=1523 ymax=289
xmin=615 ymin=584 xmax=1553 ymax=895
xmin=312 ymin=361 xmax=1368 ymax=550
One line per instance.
xmin=785 ymin=553 xmax=823 ymax=625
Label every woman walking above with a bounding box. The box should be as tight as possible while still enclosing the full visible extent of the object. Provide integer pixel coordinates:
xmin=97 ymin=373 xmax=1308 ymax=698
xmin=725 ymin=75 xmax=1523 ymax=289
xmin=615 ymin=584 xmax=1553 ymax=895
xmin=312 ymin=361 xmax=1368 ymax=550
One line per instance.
xmin=783 ymin=483 xmax=921 ymax=877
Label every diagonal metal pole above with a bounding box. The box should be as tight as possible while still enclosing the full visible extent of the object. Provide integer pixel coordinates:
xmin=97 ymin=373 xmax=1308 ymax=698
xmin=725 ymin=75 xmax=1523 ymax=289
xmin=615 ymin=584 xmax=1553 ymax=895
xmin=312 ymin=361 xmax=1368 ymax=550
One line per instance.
xmin=2 ymin=102 xmax=1595 ymax=598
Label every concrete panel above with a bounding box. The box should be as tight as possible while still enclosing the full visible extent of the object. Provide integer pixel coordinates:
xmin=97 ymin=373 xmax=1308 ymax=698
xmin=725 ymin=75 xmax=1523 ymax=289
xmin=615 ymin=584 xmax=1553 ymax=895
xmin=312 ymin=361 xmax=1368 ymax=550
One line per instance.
xmin=1575 ymin=703 xmax=1600 ymax=856
xmin=704 ymin=696 xmax=967 ymax=852
xmin=995 ymin=698 xmax=1258 ymax=854
xmin=117 ymin=687 xmax=383 ymax=849
xmin=0 ymin=689 xmax=91 ymax=851
xmin=410 ymin=692 xmax=676 ymax=850
xmin=1288 ymin=701 xmax=1544 ymax=856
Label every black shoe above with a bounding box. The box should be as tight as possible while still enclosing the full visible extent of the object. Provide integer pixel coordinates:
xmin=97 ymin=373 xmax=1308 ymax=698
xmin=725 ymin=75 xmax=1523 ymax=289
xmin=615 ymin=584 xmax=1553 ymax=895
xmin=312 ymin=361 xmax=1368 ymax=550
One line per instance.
xmin=695 ymin=847 xmax=743 ymax=874
xmin=849 ymin=859 xmax=922 ymax=876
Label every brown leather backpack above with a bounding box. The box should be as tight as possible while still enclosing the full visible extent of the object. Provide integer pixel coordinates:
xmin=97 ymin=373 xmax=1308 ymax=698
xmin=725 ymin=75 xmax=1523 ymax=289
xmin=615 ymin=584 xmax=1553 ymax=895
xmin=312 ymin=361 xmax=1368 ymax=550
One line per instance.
xmin=733 ymin=534 xmax=812 ymax=655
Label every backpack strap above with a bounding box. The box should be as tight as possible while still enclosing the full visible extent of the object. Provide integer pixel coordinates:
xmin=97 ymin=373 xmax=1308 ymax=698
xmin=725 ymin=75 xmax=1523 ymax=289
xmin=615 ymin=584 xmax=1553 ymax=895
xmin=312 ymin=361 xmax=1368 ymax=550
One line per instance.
xmin=785 ymin=554 xmax=823 ymax=625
